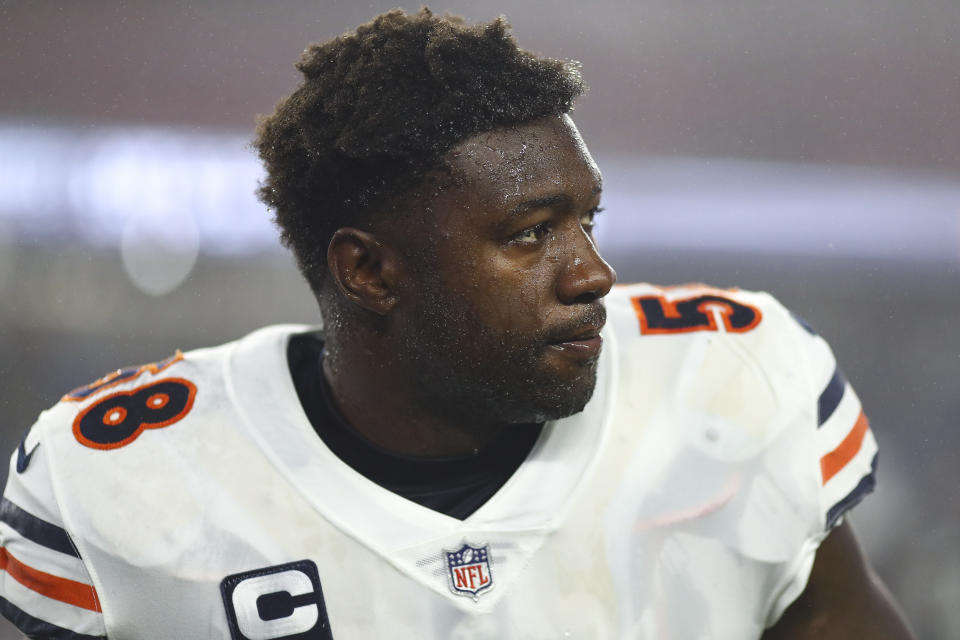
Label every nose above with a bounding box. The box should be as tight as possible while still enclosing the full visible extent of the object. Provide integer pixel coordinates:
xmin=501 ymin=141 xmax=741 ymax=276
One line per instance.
xmin=556 ymin=229 xmax=617 ymax=304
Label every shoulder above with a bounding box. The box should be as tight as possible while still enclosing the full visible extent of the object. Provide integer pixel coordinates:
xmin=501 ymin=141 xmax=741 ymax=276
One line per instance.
xmin=37 ymin=324 xmax=310 ymax=447
xmin=20 ymin=322 xmax=314 ymax=478
xmin=604 ymin=285 xmax=877 ymax=560
xmin=7 ymin=323 xmax=313 ymax=514
xmin=604 ymin=282 xmax=845 ymax=415
xmin=603 ymin=283 xmax=876 ymax=521
xmin=604 ymin=282 xmax=824 ymax=423
xmin=606 ymin=282 xmax=818 ymax=359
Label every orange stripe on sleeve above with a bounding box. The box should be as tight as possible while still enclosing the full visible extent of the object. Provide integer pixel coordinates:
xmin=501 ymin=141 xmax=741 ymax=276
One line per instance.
xmin=0 ymin=547 xmax=101 ymax=612
xmin=820 ymin=410 xmax=870 ymax=485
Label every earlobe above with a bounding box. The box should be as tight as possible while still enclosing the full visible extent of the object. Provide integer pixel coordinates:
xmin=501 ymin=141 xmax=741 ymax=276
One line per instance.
xmin=327 ymin=228 xmax=401 ymax=315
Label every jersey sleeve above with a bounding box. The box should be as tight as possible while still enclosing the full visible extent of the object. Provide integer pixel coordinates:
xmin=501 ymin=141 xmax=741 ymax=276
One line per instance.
xmin=802 ymin=323 xmax=878 ymax=530
xmin=764 ymin=308 xmax=879 ymax=624
xmin=0 ymin=421 xmax=107 ymax=639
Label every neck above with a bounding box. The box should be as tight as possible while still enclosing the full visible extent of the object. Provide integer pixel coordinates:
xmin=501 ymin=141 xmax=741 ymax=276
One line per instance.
xmin=322 ymin=335 xmax=510 ymax=457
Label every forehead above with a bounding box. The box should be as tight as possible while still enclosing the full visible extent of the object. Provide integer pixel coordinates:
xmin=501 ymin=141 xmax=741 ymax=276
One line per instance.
xmin=440 ymin=114 xmax=601 ymax=214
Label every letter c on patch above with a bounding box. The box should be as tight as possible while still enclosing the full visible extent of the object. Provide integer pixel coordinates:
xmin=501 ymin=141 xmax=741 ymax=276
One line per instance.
xmin=221 ymin=560 xmax=333 ymax=640
xmin=233 ymin=570 xmax=318 ymax=639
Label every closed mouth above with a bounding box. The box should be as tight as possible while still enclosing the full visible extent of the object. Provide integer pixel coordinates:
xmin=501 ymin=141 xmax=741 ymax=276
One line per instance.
xmin=547 ymin=328 xmax=604 ymax=359
xmin=544 ymin=305 xmax=607 ymax=355
xmin=556 ymin=329 xmax=601 ymax=343
xmin=549 ymin=323 xmax=604 ymax=345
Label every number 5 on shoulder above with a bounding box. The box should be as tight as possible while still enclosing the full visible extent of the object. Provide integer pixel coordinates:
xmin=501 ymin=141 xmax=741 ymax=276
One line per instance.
xmin=631 ymin=294 xmax=762 ymax=335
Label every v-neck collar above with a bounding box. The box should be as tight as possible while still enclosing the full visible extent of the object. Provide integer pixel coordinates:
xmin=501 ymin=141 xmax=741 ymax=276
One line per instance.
xmin=287 ymin=332 xmax=546 ymax=520
xmin=226 ymin=324 xmax=618 ymax=556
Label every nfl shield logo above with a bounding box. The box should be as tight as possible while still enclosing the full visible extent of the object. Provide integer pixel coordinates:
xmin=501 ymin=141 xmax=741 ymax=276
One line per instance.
xmin=444 ymin=542 xmax=494 ymax=600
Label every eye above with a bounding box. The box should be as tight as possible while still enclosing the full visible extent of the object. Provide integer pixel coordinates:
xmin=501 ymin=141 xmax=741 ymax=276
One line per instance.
xmin=510 ymin=221 xmax=551 ymax=245
xmin=580 ymin=206 xmax=604 ymax=231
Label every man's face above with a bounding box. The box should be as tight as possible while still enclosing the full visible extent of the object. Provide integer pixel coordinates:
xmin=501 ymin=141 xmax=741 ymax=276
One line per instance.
xmin=391 ymin=114 xmax=617 ymax=427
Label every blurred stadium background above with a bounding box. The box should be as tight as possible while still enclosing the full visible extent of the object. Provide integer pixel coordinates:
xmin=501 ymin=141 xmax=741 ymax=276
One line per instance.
xmin=1 ymin=1 xmax=957 ymax=637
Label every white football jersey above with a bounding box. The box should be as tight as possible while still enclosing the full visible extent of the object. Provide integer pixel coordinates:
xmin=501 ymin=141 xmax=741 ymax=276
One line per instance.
xmin=0 ymin=284 xmax=877 ymax=640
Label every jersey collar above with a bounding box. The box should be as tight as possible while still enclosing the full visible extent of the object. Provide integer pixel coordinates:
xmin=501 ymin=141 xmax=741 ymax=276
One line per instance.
xmin=226 ymin=323 xmax=617 ymax=555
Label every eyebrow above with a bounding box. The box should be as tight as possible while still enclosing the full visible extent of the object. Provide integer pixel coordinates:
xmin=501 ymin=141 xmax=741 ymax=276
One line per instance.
xmin=507 ymin=184 xmax=603 ymax=217
xmin=509 ymin=194 xmax=570 ymax=216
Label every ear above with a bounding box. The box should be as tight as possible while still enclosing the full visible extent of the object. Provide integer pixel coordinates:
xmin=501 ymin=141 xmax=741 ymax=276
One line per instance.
xmin=326 ymin=227 xmax=403 ymax=315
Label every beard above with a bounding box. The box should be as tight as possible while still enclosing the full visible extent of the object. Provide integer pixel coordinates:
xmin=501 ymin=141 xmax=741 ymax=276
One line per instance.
xmin=395 ymin=280 xmax=605 ymax=428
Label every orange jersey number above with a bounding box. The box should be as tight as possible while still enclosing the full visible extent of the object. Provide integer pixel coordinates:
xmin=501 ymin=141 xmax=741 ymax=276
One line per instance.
xmin=631 ymin=294 xmax=762 ymax=335
xmin=73 ymin=378 xmax=197 ymax=450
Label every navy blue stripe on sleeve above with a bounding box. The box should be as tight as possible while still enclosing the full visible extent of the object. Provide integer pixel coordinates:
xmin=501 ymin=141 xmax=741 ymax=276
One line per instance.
xmin=0 ymin=498 xmax=79 ymax=558
xmin=0 ymin=596 xmax=104 ymax=640
xmin=825 ymin=453 xmax=878 ymax=529
xmin=817 ymin=368 xmax=847 ymax=427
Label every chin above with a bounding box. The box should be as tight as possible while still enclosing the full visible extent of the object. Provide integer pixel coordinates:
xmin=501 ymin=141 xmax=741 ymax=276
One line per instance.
xmin=503 ymin=366 xmax=599 ymax=424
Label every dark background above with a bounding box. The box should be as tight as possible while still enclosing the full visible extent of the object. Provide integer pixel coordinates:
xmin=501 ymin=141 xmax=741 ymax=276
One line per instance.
xmin=1 ymin=2 xmax=958 ymax=637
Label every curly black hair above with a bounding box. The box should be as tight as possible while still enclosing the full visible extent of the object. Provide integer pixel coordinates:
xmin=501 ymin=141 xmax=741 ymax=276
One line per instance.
xmin=254 ymin=8 xmax=585 ymax=293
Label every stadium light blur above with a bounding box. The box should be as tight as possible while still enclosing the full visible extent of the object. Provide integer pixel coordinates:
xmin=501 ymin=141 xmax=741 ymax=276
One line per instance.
xmin=1 ymin=123 xmax=958 ymax=264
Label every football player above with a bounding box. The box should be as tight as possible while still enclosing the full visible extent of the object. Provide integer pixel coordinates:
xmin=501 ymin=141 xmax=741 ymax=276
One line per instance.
xmin=0 ymin=9 xmax=914 ymax=639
